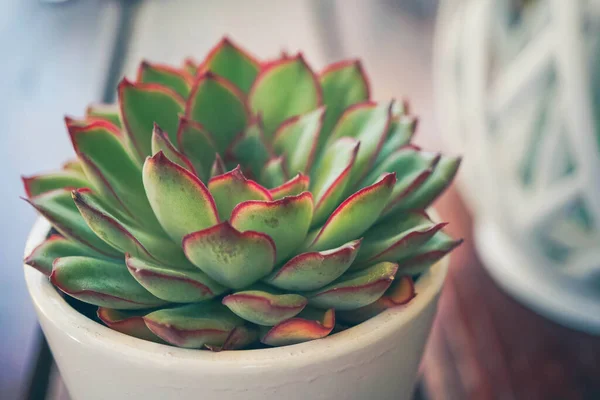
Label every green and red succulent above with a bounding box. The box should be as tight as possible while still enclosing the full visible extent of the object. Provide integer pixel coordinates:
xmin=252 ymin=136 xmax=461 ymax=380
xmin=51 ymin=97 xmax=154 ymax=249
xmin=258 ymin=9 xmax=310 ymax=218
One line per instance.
xmin=23 ymin=38 xmax=461 ymax=350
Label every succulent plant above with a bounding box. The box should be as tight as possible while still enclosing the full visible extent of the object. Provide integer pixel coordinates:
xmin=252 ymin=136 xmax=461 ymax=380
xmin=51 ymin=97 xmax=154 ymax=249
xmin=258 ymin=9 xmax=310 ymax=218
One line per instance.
xmin=23 ymin=37 xmax=461 ymax=350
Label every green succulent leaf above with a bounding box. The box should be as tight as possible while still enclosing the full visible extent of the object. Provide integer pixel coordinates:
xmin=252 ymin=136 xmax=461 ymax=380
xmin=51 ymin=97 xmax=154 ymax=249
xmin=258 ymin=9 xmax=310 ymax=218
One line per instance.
xmin=24 ymin=189 xmax=119 ymax=257
xmin=231 ymin=192 xmax=314 ymax=263
xmin=151 ymin=123 xmax=196 ymax=174
xmin=319 ymin=60 xmax=370 ymax=151
xmin=375 ymin=115 xmax=417 ymax=165
xmin=310 ymin=137 xmax=360 ymax=226
xmin=143 ymin=302 xmax=244 ymax=348
xmin=273 ymin=107 xmax=324 ymax=175
xmin=307 ymin=173 xmax=395 ymax=252
xmin=182 ymin=58 xmax=198 ymax=76
xmin=222 ymin=287 xmax=307 ymax=326
xmin=264 ymin=239 xmax=361 ymax=291
xmin=353 ymin=212 xmax=447 ymax=269
xmin=208 ymin=166 xmax=272 ymax=221
xmin=326 ymin=101 xmax=393 ymax=188
xmin=22 ymin=171 xmax=89 ymax=198
xmin=176 ymin=117 xmax=218 ymax=181
xmin=260 ymin=307 xmax=335 ymax=347
xmin=118 ymin=79 xmax=185 ymax=162
xmin=125 ymin=254 xmax=227 ymax=303
xmin=24 ymin=234 xmax=108 ymax=276
xmin=67 ymin=119 xmax=161 ymax=230
xmin=260 ymin=156 xmax=288 ymax=188
xmin=143 ymin=152 xmax=219 ymax=244
xmin=249 ymin=55 xmax=322 ymax=138
xmin=85 ymin=103 xmax=122 ymax=128
xmin=185 ymin=72 xmax=247 ymax=153
xmin=397 ymin=231 xmax=463 ymax=275
xmin=61 ymin=159 xmax=86 ymax=176
xmin=204 ymin=325 xmax=258 ymax=351
xmin=210 ymin=153 xmax=227 ymax=178
xmin=183 ymin=221 xmax=276 ymax=289
xmin=97 ymin=307 xmax=165 ymax=343
xmin=51 ymin=256 xmax=166 ymax=309
xmin=338 ymin=275 xmax=415 ymax=324
xmin=72 ymin=189 xmax=190 ymax=266
xmin=137 ymin=61 xmax=193 ymax=99
xmin=229 ymin=120 xmax=272 ymax=179
xmin=198 ymin=37 xmax=260 ymax=93
xmin=268 ymin=173 xmax=310 ymax=200
xmin=307 ymin=261 xmax=398 ymax=310
xmin=393 ymin=156 xmax=461 ymax=212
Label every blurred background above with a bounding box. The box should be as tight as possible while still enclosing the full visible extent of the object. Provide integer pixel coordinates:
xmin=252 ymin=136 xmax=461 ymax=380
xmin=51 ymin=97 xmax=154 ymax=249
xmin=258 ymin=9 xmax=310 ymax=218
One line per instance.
xmin=1 ymin=0 xmax=599 ymax=399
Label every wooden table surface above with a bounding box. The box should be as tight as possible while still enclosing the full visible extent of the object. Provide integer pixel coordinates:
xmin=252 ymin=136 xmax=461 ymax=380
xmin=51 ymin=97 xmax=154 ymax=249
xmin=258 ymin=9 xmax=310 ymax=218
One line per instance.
xmin=424 ymin=186 xmax=600 ymax=400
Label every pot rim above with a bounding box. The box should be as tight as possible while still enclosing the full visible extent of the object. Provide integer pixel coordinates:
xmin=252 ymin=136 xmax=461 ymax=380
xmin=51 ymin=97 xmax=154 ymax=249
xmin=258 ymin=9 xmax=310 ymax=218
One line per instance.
xmin=24 ymin=217 xmax=448 ymax=370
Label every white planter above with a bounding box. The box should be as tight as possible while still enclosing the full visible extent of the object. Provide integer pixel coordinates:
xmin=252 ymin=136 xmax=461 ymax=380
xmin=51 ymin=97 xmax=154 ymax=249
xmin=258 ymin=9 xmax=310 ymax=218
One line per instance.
xmin=435 ymin=0 xmax=600 ymax=333
xmin=24 ymin=218 xmax=449 ymax=400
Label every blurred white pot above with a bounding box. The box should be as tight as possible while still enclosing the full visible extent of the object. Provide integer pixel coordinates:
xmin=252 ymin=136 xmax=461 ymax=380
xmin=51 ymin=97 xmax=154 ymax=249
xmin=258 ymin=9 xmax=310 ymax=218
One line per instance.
xmin=24 ymin=218 xmax=448 ymax=400
xmin=435 ymin=0 xmax=600 ymax=333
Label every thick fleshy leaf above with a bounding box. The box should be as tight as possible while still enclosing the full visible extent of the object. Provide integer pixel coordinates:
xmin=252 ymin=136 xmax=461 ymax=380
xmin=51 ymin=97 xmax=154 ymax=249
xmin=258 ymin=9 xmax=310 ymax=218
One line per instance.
xmin=85 ymin=103 xmax=122 ymax=128
xmin=268 ymin=173 xmax=310 ymax=200
xmin=318 ymin=60 xmax=370 ymax=150
xmin=229 ymin=120 xmax=272 ymax=179
xmin=260 ymin=307 xmax=334 ymax=347
xmin=264 ymin=239 xmax=361 ymax=291
xmin=375 ymin=115 xmax=417 ymax=165
xmin=230 ymin=192 xmax=314 ymax=263
xmin=118 ymin=79 xmax=185 ymax=161
xmin=248 ymin=54 xmax=322 ymax=138
xmin=23 ymin=189 xmax=119 ymax=257
xmin=183 ymin=58 xmax=198 ymax=76
xmin=183 ymin=222 xmax=276 ymax=289
xmin=222 ymin=288 xmax=307 ymax=326
xmin=143 ymin=302 xmax=244 ymax=349
xmin=398 ymin=232 xmax=463 ymax=275
xmin=307 ymin=173 xmax=395 ymax=252
xmin=272 ymin=107 xmax=324 ymax=174
xmin=204 ymin=325 xmax=258 ymax=351
xmin=198 ymin=37 xmax=260 ymax=93
xmin=24 ymin=234 xmax=106 ymax=276
xmin=51 ymin=256 xmax=165 ymax=309
xmin=176 ymin=117 xmax=218 ymax=181
xmin=326 ymin=101 xmax=393 ymax=188
xmin=260 ymin=156 xmax=288 ymax=188
xmin=210 ymin=154 xmax=227 ymax=178
xmin=68 ymin=119 xmax=160 ymax=228
xmin=338 ymin=275 xmax=416 ymax=324
xmin=73 ymin=189 xmax=190 ymax=265
xmin=97 ymin=308 xmax=164 ymax=343
xmin=151 ymin=123 xmax=196 ymax=174
xmin=307 ymin=261 xmax=398 ymax=310
xmin=393 ymin=156 xmax=462 ymax=212
xmin=310 ymin=137 xmax=360 ymax=226
xmin=143 ymin=152 xmax=219 ymax=243
xmin=185 ymin=72 xmax=247 ymax=152
xmin=360 ymin=146 xmax=440 ymax=215
xmin=137 ymin=61 xmax=193 ymax=98
xmin=126 ymin=255 xmax=227 ymax=303
xmin=353 ymin=212 xmax=447 ymax=269
xmin=208 ymin=166 xmax=272 ymax=220
xmin=61 ymin=159 xmax=86 ymax=176
xmin=22 ymin=171 xmax=89 ymax=197
xmin=144 ymin=301 xmax=244 ymax=349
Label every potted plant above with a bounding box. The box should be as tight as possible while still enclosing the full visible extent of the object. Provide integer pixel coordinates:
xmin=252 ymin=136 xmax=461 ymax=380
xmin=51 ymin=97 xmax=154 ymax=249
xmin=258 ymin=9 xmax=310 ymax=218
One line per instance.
xmin=23 ymin=38 xmax=461 ymax=400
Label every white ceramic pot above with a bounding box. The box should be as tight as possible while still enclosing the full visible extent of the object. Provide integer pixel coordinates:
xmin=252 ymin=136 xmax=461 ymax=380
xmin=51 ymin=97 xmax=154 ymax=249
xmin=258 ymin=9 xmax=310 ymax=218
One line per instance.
xmin=24 ymin=218 xmax=449 ymax=400
xmin=434 ymin=0 xmax=600 ymax=333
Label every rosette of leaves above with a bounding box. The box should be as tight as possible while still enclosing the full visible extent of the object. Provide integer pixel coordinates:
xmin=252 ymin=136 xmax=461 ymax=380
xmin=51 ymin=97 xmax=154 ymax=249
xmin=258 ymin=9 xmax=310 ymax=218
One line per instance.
xmin=22 ymin=38 xmax=461 ymax=350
